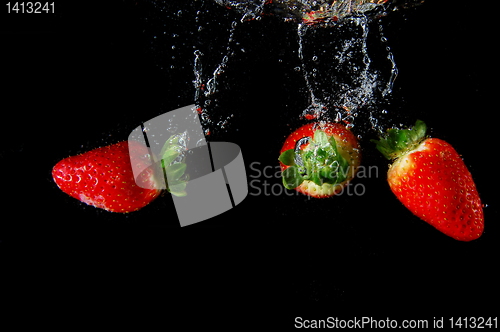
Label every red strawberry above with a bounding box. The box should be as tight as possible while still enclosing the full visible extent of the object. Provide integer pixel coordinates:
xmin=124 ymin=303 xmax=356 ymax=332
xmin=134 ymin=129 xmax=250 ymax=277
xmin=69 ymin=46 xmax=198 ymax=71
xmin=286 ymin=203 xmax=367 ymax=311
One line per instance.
xmin=279 ymin=122 xmax=361 ymax=198
xmin=52 ymin=141 xmax=162 ymax=213
xmin=372 ymin=120 xmax=484 ymax=241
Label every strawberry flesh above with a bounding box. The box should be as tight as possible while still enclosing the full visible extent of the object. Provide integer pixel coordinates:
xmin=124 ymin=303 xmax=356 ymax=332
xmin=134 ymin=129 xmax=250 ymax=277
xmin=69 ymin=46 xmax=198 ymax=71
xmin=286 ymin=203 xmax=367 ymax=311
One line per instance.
xmin=52 ymin=141 xmax=161 ymax=213
xmin=388 ymin=138 xmax=484 ymax=241
xmin=373 ymin=120 xmax=484 ymax=241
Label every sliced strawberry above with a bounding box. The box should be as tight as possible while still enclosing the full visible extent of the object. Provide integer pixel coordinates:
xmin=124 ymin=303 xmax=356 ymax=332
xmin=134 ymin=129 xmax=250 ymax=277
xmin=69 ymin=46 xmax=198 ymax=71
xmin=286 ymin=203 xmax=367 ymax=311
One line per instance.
xmin=279 ymin=122 xmax=361 ymax=198
xmin=372 ymin=120 xmax=484 ymax=241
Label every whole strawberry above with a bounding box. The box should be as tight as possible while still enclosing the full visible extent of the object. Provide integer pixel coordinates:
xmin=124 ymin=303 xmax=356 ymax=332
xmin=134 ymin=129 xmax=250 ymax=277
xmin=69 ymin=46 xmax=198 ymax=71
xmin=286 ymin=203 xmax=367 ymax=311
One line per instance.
xmin=52 ymin=141 xmax=162 ymax=213
xmin=279 ymin=122 xmax=361 ymax=198
xmin=372 ymin=120 xmax=484 ymax=241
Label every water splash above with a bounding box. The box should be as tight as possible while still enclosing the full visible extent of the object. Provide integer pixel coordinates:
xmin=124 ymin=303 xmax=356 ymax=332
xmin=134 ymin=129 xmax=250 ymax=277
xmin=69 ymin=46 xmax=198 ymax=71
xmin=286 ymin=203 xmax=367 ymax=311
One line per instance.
xmin=192 ymin=0 xmax=419 ymax=134
xmin=214 ymin=0 xmax=424 ymax=25
xmin=378 ymin=22 xmax=398 ymax=97
xmin=296 ymin=13 xmax=398 ymax=128
xmin=162 ymin=130 xmax=190 ymax=165
xmin=193 ymin=11 xmax=245 ymax=136
xmin=297 ymin=22 xmax=329 ymax=120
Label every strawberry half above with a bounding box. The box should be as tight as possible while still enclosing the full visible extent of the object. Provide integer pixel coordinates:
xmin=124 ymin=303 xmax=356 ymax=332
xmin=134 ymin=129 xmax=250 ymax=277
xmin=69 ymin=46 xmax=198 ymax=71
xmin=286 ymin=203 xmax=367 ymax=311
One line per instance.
xmin=372 ymin=120 xmax=484 ymax=241
xmin=279 ymin=122 xmax=361 ymax=198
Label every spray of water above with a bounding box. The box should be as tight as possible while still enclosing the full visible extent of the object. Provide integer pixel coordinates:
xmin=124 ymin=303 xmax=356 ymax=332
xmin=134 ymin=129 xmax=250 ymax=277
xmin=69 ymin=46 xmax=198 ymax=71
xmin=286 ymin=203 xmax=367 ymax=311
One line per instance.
xmin=214 ymin=1 xmax=423 ymax=24
xmin=192 ymin=0 xmax=423 ymax=134
xmin=193 ymin=13 xmax=244 ymax=136
xmin=296 ymin=13 xmax=399 ymax=130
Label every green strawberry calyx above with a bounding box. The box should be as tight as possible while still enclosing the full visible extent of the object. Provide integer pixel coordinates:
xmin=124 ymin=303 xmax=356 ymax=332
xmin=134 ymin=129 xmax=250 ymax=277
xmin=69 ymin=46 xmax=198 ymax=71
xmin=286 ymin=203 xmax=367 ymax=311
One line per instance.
xmin=371 ymin=120 xmax=427 ymax=160
xmin=279 ymin=129 xmax=350 ymax=190
xmin=158 ymin=133 xmax=189 ymax=197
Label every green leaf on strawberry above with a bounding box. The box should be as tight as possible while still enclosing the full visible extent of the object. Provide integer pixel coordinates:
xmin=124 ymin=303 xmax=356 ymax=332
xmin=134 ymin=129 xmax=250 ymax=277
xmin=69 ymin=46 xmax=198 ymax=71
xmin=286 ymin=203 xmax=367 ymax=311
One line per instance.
xmin=282 ymin=165 xmax=304 ymax=190
xmin=278 ymin=149 xmax=296 ymax=167
xmin=161 ymin=149 xmax=181 ymax=167
xmin=159 ymin=133 xmax=189 ymax=197
xmin=168 ymin=182 xmax=188 ymax=197
xmin=279 ymin=122 xmax=361 ymax=198
xmin=372 ymin=119 xmax=427 ymax=160
xmin=280 ymin=128 xmax=351 ymax=189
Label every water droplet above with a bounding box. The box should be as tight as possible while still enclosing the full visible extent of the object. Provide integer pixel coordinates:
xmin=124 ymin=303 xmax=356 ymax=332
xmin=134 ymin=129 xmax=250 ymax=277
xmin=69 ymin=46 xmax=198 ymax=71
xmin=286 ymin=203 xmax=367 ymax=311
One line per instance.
xmin=167 ymin=126 xmax=178 ymax=133
xmin=196 ymin=138 xmax=205 ymax=147
xmin=294 ymin=137 xmax=310 ymax=167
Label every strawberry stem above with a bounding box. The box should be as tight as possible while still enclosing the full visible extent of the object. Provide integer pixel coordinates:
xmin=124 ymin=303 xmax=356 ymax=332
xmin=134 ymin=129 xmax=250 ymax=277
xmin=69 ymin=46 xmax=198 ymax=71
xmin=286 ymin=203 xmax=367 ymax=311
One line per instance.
xmin=279 ymin=129 xmax=350 ymax=190
xmin=371 ymin=120 xmax=427 ymax=160
xmin=159 ymin=133 xmax=189 ymax=197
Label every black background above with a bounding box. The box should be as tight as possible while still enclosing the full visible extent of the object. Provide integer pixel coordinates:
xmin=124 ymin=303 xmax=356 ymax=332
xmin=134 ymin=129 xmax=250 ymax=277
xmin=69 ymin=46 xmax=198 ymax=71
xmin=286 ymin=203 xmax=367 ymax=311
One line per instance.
xmin=1 ymin=0 xmax=498 ymax=326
